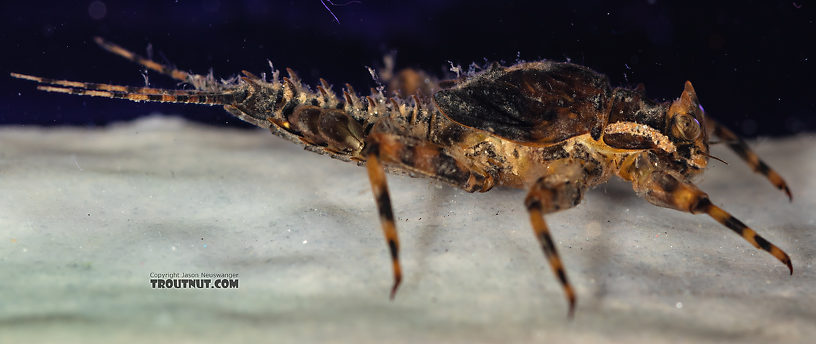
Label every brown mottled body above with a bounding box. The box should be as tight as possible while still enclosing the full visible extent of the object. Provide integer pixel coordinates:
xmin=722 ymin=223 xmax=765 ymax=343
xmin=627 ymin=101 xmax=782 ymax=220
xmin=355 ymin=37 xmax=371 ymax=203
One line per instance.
xmin=12 ymin=38 xmax=794 ymax=316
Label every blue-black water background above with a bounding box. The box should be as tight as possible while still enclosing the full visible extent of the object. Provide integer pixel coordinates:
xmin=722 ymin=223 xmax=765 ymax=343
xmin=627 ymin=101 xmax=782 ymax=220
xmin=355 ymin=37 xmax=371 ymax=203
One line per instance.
xmin=1 ymin=0 xmax=813 ymax=137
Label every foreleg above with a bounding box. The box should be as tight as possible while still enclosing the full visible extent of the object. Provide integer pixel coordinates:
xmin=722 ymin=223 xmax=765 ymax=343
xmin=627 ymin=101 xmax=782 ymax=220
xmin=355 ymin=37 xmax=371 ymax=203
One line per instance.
xmin=631 ymin=165 xmax=792 ymax=274
xmin=707 ymin=117 xmax=792 ymax=200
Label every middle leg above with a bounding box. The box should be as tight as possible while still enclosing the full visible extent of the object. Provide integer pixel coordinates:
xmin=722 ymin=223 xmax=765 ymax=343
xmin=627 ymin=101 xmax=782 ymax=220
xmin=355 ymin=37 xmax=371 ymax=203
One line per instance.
xmin=524 ymin=160 xmax=592 ymax=317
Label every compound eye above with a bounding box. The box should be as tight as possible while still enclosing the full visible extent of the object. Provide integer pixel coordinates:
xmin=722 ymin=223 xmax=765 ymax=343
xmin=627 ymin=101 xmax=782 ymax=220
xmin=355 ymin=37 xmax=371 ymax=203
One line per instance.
xmin=672 ymin=114 xmax=701 ymax=141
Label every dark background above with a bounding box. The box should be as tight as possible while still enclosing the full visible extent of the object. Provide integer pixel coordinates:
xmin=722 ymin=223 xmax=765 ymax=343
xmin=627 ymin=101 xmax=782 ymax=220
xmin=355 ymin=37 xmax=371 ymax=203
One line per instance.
xmin=1 ymin=0 xmax=813 ymax=137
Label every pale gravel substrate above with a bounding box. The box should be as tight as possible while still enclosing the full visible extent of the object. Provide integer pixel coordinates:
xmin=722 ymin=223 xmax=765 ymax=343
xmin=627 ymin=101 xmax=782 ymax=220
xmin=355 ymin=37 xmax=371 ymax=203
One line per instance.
xmin=1 ymin=116 xmax=814 ymax=343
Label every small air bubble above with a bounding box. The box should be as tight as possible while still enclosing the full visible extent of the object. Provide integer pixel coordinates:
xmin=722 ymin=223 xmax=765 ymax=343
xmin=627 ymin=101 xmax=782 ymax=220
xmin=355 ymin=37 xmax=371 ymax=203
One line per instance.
xmin=676 ymin=302 xmax=683 ymax=309
xmin=741 ymin=119 xmax=757 ymax=135
xmin=302 ymin=240 xmax=308 ymax=244
xmin=88 ymin=1 xmax=107 ymax=20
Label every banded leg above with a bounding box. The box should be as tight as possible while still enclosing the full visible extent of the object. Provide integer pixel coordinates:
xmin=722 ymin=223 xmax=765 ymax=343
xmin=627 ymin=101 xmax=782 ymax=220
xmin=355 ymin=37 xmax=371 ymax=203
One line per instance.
xmin=362 ymin=127 xmax=495 ymax=299
xmin=365 ymin=142 xmax=402 ymax=299
xmin=707 ymin=118 xmax=792 ymax=200
xmin=633 ymin=170 xmax=792 ymax=274
xmin=366 ymin=130 xmax=495 ymax=193
xmin=524 ymin=165 xmax=588 ymax=318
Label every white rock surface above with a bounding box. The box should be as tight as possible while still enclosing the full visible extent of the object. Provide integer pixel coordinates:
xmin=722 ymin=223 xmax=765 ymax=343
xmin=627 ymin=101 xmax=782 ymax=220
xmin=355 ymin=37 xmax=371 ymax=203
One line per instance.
xmin=1 ymin=116 xmax=814 ymax=343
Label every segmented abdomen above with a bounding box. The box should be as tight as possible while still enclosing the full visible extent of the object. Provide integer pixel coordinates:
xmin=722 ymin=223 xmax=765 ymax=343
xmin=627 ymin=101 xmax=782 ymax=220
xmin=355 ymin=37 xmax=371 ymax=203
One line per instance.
xmin=233 ymin=69 xmax=442 ymax=164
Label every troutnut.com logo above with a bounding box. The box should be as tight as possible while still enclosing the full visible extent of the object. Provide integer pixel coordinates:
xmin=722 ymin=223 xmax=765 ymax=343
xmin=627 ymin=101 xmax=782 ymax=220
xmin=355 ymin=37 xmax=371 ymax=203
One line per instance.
xmin=149 ymin=272 xmax=239 ymax=289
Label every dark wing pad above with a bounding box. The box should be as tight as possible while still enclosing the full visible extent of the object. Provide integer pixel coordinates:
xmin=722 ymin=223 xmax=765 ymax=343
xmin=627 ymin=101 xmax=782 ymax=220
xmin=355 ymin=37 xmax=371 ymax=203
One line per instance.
xmin=433 ymin=62 xmax=611 ymax=144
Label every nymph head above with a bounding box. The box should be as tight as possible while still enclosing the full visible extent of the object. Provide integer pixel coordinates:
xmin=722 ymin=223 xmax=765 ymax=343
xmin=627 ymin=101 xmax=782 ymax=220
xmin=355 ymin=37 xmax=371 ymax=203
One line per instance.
xmin=665 ymin=81 xmax=710 ymax=175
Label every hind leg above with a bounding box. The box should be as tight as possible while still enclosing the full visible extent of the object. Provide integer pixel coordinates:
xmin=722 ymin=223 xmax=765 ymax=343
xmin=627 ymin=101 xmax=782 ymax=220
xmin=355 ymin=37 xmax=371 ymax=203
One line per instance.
xmin=362 ymin=128 xmax=495 ymax=299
